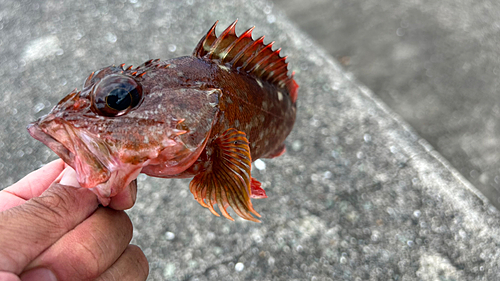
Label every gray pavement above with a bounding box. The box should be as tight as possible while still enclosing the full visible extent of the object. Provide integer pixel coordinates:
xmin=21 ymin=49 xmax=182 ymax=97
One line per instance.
xmin=272 ymin=0 xmax=500 ymax=210
xmin=2 ymin=0 xmax=500 ymax=280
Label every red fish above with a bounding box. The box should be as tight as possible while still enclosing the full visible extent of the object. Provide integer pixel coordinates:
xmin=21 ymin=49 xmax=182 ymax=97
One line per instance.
xmin=28 ymin=20 xmax=298 ymax=222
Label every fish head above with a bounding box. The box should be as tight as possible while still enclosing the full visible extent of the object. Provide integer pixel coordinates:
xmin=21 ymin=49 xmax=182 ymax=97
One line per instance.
xmin=28 ymin=65 xmax=220 ymax=200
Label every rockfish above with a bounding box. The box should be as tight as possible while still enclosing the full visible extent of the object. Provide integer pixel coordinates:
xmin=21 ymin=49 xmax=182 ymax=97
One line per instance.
xmin=28 ymin=20 xmax=298 ymax=222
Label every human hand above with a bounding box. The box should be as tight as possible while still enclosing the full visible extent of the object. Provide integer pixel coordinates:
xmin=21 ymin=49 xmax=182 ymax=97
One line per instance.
xmin=0 ymin=159 xmax=149 ymax=281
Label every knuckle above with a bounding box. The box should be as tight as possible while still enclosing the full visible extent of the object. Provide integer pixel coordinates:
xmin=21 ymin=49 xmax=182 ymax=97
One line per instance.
xmin=27 ymin=185 xmax=77 ymax=230
xmin=105 ymin=209 xmax=134 ymax=242
xmin=0 ymin=210 xmax=34 ymax=272
xmin=94 ymin=245 xmax=149 ymax=281
xmin=127 ymin=245 xmax=149 ymax=280
xmin=61 ymin=209 xmax=133 ymax=280
xmin=120 ymin=212 xmax=134 ymax=240
xmin=65 ymin=239 xmax=102 ymax=279
xmin=0 ymin=245 xmax=28 ymax=273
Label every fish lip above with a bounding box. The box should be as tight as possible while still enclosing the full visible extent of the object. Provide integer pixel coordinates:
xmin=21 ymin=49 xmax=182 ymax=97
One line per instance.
xmin=27 ymin=121 xmax=75 ymax=167
xmin=27 ymin=116 xmax=111 ymax=188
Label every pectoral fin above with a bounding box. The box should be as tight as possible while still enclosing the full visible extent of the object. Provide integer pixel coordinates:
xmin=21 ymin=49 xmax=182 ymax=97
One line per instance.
xmin=189 ymin=128 xmax=262 ymax=222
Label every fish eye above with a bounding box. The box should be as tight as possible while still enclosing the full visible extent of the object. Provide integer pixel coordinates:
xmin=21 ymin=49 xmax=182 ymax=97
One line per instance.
xmin=92 ymin=74 xmax=143 ymax=117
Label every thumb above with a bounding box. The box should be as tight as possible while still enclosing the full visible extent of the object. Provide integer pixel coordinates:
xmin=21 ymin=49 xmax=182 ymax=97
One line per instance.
xmin=58 ymin=165 xmax=81 ymax=187
xmin=0 ymin=167 xmax=99 ymax=275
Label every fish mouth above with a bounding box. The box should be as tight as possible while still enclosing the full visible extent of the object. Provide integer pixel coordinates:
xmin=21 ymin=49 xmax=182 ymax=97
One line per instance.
xmin=28 ymin=122 xmax=73 ymax=166
xmin=28 ymin=115 xmax=112 ymax=191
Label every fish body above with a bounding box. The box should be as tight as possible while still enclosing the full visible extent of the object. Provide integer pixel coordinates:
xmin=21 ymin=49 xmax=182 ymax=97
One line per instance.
xmin=28 ymin=20 xmax=298 ymax=222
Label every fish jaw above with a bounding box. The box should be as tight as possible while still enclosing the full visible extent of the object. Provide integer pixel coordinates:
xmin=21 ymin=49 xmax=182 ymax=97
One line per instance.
xmin=28 ymin=115 xmax=112 ymax=188
xmin=28 ymin=114 xmax=148 ymax=200
xmin=27 ymin=87 xmax=108 ymax=184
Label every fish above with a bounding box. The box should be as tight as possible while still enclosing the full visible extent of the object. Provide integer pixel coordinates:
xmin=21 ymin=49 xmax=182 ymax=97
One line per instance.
xmin=28 ymin=20 xmax=298 ymax=222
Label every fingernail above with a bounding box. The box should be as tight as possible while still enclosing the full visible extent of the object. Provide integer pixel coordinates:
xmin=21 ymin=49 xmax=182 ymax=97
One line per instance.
xmin=20 ymin=267 xmax=57 ymax=281
xmin=59 ymin=167 xmax=81 ymax=187
xmin=130 ymin=180 xmax=137 ymax=204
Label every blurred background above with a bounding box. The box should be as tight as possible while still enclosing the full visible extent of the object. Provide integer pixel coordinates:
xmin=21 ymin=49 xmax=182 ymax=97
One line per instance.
xmin=272 ymin=0 xmax=500 ymax=210
xmin=2 ymin=1 xmax=500 ymax=279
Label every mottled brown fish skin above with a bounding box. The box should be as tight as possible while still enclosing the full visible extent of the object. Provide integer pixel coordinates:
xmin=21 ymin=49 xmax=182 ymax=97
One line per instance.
xmin=211 ymin=61 xmax=296 ymax=159
xmin=146 ymin=56 xmax=296 ymax=173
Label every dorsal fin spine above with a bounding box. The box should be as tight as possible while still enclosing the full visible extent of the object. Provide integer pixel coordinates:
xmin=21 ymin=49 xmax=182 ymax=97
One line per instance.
xmin=247 ymin=41 xmax=275 ymax=74
xmin=193 ymin=20 xmax=298 ymax=103
xmin=240 ymin=36 xmax=265 ymax=70
xmin=230 ymin=40 xmax=254 ymax=68
xmin=217 ymin=27 xmax=239 ymax=61
xmin=269 ymin=64 xmax=288 ymax=83
xmin=194 ymin=21 xmax=218 ymax=57
xmin=259 ymin=49 xmax=283 ymax=78
xmin=272 ymin=71 xmax=289 ymax=86
xmin=220 ymin=30 xmax=241 ymax=57
xmin=209 ymin=20 xmax=237 ymax=60
xmin=255 ymin=44 xmax=278 ymax=74
xmin=228 ymin=27 xmax=256 ymax=67
xmin=288 ymin=72 xmax=298 ymax=103
xmin=263 ymin=54 xmax=286 ymax=76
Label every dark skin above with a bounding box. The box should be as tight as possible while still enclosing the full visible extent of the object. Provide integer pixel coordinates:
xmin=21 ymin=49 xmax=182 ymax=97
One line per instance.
xmin=0 ymin=159 xmax=149 ymax=281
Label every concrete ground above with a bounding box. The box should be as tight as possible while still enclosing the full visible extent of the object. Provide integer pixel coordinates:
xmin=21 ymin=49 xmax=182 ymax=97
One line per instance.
xmin=272 ymin=0 xmax=500 ymax=210
xmin=2 ymin=0 xmax=500 ymax=280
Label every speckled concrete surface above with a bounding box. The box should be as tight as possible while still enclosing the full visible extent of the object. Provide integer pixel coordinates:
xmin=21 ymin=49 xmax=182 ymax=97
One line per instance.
xmin=272 ymin=0 xmax=500 ymax=211
xmin=1 ymin=0 xmax=500 ymax=280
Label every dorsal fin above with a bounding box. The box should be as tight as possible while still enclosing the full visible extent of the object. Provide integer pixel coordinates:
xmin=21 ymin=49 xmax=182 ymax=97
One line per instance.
xmin=193 ymin=20 xmax=298 ymax=103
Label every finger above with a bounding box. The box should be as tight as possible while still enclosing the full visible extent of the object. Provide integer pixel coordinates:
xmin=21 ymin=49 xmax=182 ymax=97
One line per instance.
xmin=0 ymin=182 xmax=98 ymax=274
xmin=0 ymin=272 xmax=20 ymax=281
xmin=58 ymin=166 xmax=81 ymax=187
xmin=95 ymin=245 xmax=149 ymax=281
xmin=23 ymin=208 xmax=133 ymax=281
xmin=0 ymin=159 xmax=66 ymax=210
xmin=108 ymin=179 xmax=138 ymax=210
